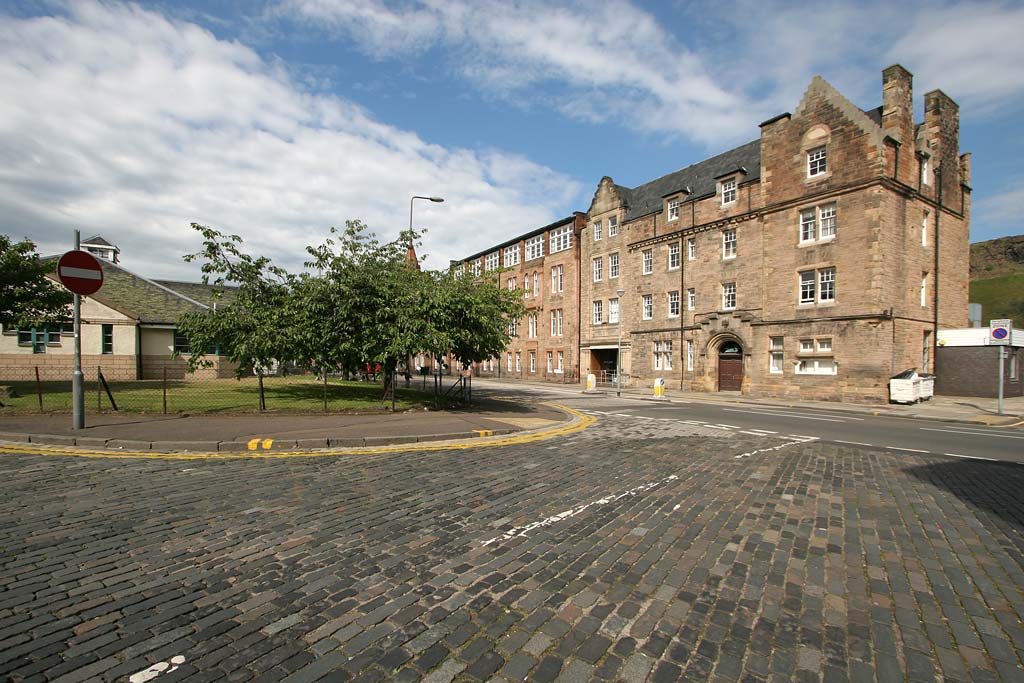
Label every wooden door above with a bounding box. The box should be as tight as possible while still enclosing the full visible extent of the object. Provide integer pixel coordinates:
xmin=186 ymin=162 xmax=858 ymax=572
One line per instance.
xmin=718 ymin=354 xmax=743 ymax=391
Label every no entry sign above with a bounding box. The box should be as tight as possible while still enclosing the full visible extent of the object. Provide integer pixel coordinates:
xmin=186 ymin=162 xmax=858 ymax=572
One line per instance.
xmin=57 ymin=250 xmax=104 ymax=296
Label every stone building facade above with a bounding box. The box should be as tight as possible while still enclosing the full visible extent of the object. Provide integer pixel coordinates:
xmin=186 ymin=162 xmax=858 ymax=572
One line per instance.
xmin=580 ymin=66 xmax=970 ymax=402
xmin=460 ymin=214 xmax=586 ymax=382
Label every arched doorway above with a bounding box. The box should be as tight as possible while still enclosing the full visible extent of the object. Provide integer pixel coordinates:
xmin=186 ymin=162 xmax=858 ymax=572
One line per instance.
xmin=718 ymin=340 xmax=743 ymax=391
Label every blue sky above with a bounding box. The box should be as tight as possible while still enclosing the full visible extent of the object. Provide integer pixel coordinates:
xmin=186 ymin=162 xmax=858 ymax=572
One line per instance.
xmin=1 ymin=0 xmax=1022 ymax=279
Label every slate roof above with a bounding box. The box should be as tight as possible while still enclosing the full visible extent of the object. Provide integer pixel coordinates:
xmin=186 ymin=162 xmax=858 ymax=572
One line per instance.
xmin=81 ymin=235 xmax=114 ymax=247
xmin=619 ymin=139 xmax=761 ymax=222
xmin=45 ymin=259 xmax=218 ymax=325
xmin=152 ymin=280 xmax=237 ymax=308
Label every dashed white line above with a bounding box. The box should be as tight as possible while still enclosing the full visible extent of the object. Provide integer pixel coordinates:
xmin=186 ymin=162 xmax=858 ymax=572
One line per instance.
xmin=888 ymin=447 xmax=930 ymax=453
xmin=944 ymin=453 xmax=998 ymax=461
xmin=723 ymin=408 xmax=857 ymax=422
xmin=750 ymin=429 xmax=778 ymax=434
xmin=835 ymin=440 xmax=872 ymax=446
xmin=921 ymin=427 xmax=1024 ymax=440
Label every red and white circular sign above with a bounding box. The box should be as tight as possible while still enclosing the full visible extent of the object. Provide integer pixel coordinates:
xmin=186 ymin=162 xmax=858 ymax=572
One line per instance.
xmin=57 ymin=250 xmax=104 ymax=295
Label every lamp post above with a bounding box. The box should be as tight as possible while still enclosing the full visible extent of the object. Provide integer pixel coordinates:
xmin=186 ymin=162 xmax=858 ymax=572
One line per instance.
xmin=616 ymin=288 xmax=625 ymax=397
xmin=409 ymin=195 xmax=445 ymax=239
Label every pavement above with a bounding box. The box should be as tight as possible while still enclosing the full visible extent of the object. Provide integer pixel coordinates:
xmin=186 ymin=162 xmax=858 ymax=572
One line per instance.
xmin=0 ymin=380 xmax=1021 ymax=453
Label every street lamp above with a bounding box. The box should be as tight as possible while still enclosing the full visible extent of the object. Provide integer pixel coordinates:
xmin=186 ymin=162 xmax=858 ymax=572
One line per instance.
xmin=616 ymin=288 xmax=625 ymax=397
xmin=409 ymin=195 xmax=445 ymax=237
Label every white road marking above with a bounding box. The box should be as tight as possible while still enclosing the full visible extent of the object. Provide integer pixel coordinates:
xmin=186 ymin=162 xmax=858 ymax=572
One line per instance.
xmin=750 ymin=429 xmax=778 ymax=434
xmin=722 ymin=408 xmax=858 ymax=422
xmin=714 ymin=424 xmax=740 ymax=429
xmin=735 ymin=437 xmax=816 ymax=459
xmin=741 ymin=431 xmax=767 ymax=436
xmin=944 ymin=453 xmax=999 ymax=461
xmin=481 ymin=475 xmax=679 ymax=546
xmin=613 ymin=413 xmax=632 ymax=417
xmin=785 ymin=435 xmax=819 ymax=440
xmin=129 ymin=656 xmax=186 ymax=683
xmin=921 ymin=427 xmax=1024 ymax=440
xmin=835 ymin=440 xmax=872 ymax=446
xmin=888 ymin=447 xmax=930 ymax=453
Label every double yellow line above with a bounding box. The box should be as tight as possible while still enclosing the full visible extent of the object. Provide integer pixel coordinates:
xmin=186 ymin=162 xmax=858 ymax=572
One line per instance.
xmin=0 ymin=404 xmax=596 ymax=460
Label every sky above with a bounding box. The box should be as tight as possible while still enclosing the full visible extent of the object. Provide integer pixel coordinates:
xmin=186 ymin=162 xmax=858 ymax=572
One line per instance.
xmin=1 ymin=0 xmax=1022 ymax=280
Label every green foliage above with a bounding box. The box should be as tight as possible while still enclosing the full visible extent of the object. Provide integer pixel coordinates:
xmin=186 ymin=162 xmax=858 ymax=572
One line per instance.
xmin=969 ymin=273 xmax=1024 ymax=327
xmin=0 ymin=235 xmax=72 ymax=326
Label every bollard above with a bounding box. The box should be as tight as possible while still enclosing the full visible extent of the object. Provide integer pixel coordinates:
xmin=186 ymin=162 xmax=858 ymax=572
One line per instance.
xmin=584 ymin=373 xmax=597 ymax=392
xmin=653 ymin=377 xmax=666 ymax=399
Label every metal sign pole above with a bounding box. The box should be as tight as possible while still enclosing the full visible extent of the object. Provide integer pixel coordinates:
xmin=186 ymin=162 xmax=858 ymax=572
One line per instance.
xmin=72 ymin=230 xmax=84 ymax=429
xmin=998 ymin=346 xmax=1004 ymax=416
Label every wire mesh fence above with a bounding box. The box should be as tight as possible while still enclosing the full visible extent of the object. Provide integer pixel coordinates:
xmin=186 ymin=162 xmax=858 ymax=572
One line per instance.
xmin=0 ymin=365 xmax=446 ymax=414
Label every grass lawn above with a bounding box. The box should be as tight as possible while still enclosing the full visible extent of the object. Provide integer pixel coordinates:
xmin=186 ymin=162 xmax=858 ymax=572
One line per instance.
xmin=0 ymin=376 xmax=437 ymax=414
xmin=969 ymin=273 xmax=1024 ymax=327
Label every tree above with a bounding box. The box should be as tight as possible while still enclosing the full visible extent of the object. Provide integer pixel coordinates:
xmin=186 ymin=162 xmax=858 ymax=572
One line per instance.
xmin=176 ymin=224 xmax=296 ymax=409
xmin=0 ymin=235 xmax=72 ymax=327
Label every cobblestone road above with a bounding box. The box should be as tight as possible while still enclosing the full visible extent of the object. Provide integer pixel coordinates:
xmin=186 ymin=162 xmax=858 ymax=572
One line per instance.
xmin=2 ymin=404 xmax=1024 ymax=682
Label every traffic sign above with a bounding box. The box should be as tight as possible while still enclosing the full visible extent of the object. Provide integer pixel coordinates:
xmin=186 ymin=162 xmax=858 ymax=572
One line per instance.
xmin=57 ymin=250 xmax=104 ymax=295
xmin=989 ymin=319 xmax=1012 ymax=346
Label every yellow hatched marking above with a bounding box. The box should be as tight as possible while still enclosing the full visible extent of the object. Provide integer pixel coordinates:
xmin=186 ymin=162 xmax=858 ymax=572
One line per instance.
xmin=0 ymin=404 xmax=596 ymax=460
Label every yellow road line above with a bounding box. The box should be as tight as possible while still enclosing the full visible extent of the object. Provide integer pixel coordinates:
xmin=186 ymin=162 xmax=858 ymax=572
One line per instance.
xmin=0 ymin=404 xmax=596 ymax=460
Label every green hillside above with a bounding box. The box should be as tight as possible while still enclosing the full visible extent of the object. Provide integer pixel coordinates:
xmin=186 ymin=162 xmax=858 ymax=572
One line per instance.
xmin=969 ymin=273 xmax=1024 ymax=327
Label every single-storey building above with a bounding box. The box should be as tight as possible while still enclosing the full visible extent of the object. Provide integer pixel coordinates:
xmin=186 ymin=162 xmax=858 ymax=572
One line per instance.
xmin=936 ymin=327 xmax=1022 ymax=397
xmin=0 ymin=237 xmax=236 ymax=381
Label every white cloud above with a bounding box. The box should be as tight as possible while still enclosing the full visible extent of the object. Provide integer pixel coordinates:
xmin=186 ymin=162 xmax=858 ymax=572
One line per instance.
xmin=279 ymin=0 xmax=1024 ymax=146
xmin=0 ymin=1 xmax=580 ymax=278
xmin=972 ymin=177 xmax=1024 ymax=242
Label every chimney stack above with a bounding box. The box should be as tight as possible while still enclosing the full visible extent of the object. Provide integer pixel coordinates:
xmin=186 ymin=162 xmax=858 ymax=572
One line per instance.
xmin=882 ymin=65 xmax=915 ymax=184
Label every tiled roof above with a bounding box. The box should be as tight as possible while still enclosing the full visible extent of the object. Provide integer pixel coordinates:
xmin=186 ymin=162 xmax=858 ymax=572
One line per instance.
xmin=152 ymin=280 xmax=237 ymax=308
xmin=620 ymin=139 xmax=761 ymax=222
xmin=81 ymin=235 xmax=115 ymax=248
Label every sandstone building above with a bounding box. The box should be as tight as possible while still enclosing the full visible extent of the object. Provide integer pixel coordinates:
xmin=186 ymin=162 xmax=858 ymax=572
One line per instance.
xmin=462 ymin=66 xmax=970 ymax=401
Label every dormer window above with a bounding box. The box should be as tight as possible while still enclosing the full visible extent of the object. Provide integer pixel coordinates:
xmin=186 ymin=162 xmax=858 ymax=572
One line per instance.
xmin=808 ymin=146 xmax=827 ymax=177
xmin=720 ymin=178 xmax=737 ymax=206
xmin=667 ymin=198 xmax=682 ymax=221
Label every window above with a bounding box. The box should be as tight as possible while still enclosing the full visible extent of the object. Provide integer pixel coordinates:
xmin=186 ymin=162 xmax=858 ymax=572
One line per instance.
xmin=797 ymin=358 xmax=837 ymax=375
xmin=551 ymin=264 xmax=564 ymax=292
xmin=808 ymin=145 xmax=827 ymax=177
xmin=722 ymin=282 xmax=736 ymax=310
xmin=173 ymin=329 xmax=191 ymax=354
xmin=799 ymin=268 xmax=835 ymax=304
xmin=609 ymin=252 xmax=619 ymax=278
xmin=455 ymin=263 xmax=465 ymax=276
xmin=668 ymin=291 xmax=680 ymax=317
xmin=686 ymin=340 xmax=694 ymax=371
xmin=102 ymin=324 xmax=113 ymax=355
xmin=609 ymin=297 xmax=620 ymax=324
xmin=819 ymin=268 xmax=835 ymax=302
xmin=608 ymin=216 xmax=618 ymax=237
xmin=796 ymin=337 xmax=836 ymax=375
xmin=687 ymin=288 xmax=696 ymax=310
xmin=668 ymin=243 xmax=680 ymax=269
xmin=642 ymin=294 xmax=653 ymax=320
xmin=557 ymin=351 xmax=564 ymax=372
xmin=800 ymin=203 xmax=837 ymax=243
xmin=687 ymin=238 xmax=696 ymax=260
xmin=533 ymin=272 xmax=540 ymax=298
xmin=593 ymin=221 xmax=602 ymax=241
xmin=550 ymin=309 xmax=563 ymax=336
xmin=471 ymin=261 xmax=481 ymax=276
xmin=526 ymin=235 xmax=544 ymax=260
xmin=642 ymin=249 xmax=653 ymax=274
xmin=769 ymin=336 xmax=784 ymax=374
xmin=653 ymin=341 xmax=673 ymax=371
xmin=921 ymin=272 xmax=928 ymax=307
xmin=507 ymin=353 xmax=512 ymax=371
xmin=921 ymin=157 xmax=930 ymax=186
xmin=485 ymin=252 xmax=499 ymax=271
xmin=504 ymin=245 xmax=520 ymax=267
xmin=529 ymin=351 xmax=536 ymax=373
xmin=923 ymin=330 xmax=932 ymax=370
xmin=508 ymin=318 xmax=519 ymax=336
xmin=592 ymin=300 xmax=603 ymax=325
xmin=721 ymin=177 xmax=737 ymax=205
xmin=922 ymin=211 xmax=929 ymax=247
xmin=528 ymin=314 xmax=537 ymax=339
xmin=515 ymin=352 xmax=521 ymax=372
xmin=550 ymin=225 xmax=573 ymax=253
xmin=524 ymin=274 xmax=531 ymax=298
xmin=722 ymin=229 xmax=737 ymax=259
xmin=546 ymin=351 xmax=553 ymax=373
xmin=507 ymin=277 xmax=516 ymax=291
xmin=592 ymin=257 xmax=603 ymax=282
xmin=668 ymin=198 xmax=682 ymax=221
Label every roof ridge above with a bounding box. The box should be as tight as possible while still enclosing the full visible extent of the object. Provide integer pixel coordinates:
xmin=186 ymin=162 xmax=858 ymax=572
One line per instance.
xmin=104 ymin=261 xmax=211 ymax=310
xmin=625 ymin=139 xmax=760 ymax=193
